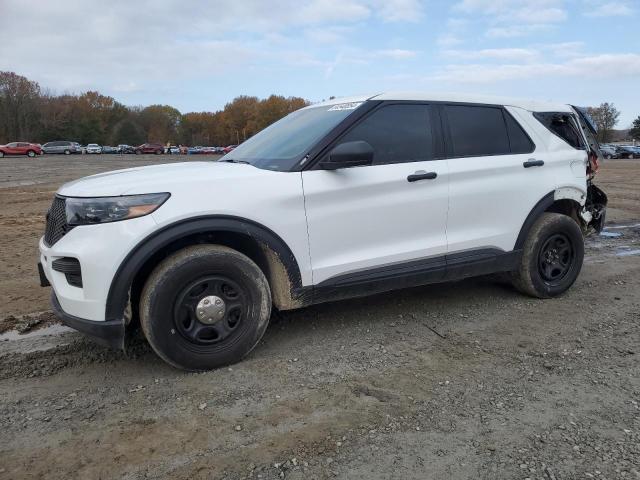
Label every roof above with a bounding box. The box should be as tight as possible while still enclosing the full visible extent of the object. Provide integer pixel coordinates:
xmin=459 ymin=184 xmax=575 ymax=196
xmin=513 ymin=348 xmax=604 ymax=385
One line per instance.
xmin=308 ymin=92 xmax=572 ymax=113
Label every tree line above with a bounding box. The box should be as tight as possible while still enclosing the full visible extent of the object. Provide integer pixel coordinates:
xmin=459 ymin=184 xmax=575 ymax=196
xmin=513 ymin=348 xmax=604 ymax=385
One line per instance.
xmin=1 ymin=70 xmax=638 ymax=146
xmin=0 ymin=71 xmax=309 ymax=146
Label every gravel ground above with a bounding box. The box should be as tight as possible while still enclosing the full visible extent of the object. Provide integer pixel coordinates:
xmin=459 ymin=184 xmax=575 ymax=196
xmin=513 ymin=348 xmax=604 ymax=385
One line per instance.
xmin=0 ymin=155 xmax=639 ymax=480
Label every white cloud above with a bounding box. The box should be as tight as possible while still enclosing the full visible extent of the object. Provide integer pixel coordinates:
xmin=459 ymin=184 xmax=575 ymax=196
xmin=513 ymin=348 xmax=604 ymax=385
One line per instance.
xmin=375 ymin=49 xmax=418 ymax=59
xmin=0 ymin=0 xmax=423 ymax=100
xmin=443 ymin=48 xmax=540 ymax=62
xmin=454 ymin=0 xmax=566 ymax=22
xmin=437 ymin=34 xmax=464 ymax=47
xmin=431 ymin=53 xmax=640 ymax=83
xmin=485 ymin=24 xmax=551 ymax=38
xmin=453 ymin=0 xmax=567 ymax=38
xmin=583 ymin=1 xmax=635 ymax=17
xmin=545 ymin=41 xmax=585 ymax=58
xmin=373 ymin=0 xmax=424 ymax=22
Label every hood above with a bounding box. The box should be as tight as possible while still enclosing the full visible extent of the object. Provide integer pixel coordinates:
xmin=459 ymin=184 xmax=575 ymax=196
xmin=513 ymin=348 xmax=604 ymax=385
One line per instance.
xmin=58 ymin=161 xmax=265 ymax=197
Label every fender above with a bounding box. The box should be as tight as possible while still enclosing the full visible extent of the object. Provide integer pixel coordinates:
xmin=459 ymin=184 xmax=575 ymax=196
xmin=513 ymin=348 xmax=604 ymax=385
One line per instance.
xmin=514 ymin=187 xmax=586 ymax=250
xmin=105 ymin=215 xmax=303 ymax=322
xmin=554 ymin=186 xmax=587 ymax=205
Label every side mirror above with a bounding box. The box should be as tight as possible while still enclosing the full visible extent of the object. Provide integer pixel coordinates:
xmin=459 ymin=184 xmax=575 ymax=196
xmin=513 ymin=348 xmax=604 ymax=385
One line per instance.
xmin=319 ymin=141 xmax=374 ymax=170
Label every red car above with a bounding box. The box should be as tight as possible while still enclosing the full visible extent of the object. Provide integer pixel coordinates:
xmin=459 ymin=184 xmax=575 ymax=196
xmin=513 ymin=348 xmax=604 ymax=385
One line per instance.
xmin=135 ymin=143 xmax=165 ymax=155
xmin=223 ymin=144 xmax=237 ymax=154
xmin=0 ymin=142 xmax=42 ymax=158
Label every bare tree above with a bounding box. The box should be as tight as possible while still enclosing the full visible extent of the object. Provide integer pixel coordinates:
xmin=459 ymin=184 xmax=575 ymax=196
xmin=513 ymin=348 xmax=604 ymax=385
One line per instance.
xmin=587 ymin=102 xmax=620 ymax=143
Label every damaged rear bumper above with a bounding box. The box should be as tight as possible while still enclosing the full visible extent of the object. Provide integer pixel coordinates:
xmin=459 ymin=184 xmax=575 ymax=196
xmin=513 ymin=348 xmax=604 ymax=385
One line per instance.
xmin=583 ymin=183 xmax=608 ymax=233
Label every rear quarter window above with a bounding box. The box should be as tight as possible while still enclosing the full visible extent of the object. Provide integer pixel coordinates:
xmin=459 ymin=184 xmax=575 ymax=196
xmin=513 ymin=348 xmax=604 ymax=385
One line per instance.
xmin=533 ymin=112 xmax=585 ymax=150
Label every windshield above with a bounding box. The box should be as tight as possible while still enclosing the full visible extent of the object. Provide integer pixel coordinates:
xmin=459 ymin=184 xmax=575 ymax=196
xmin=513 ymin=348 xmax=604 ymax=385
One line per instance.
xmin=220 ymin=102 xmax=363 ymax=171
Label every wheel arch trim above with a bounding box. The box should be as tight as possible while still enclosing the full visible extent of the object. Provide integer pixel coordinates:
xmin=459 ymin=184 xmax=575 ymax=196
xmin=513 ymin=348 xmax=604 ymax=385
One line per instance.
xmin=105 ymin=215 xmax=303 ymax=321
xmin=514 ymin=189 xmax=585 ymax=250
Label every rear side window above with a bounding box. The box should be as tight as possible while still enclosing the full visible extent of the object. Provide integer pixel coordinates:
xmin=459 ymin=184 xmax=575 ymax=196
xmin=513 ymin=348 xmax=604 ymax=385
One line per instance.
xmin=445 ymin=105 xmax=510 ymax=157
xmin=533 ymin=112 xmax=585 ymax=150
xmin=336 ymin=104 xmax=435 ymax=165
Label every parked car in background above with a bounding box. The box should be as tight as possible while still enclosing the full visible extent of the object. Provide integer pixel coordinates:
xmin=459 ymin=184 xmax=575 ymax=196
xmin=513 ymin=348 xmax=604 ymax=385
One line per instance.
xmin=200 ymin=146 xmax=219 ymax=154
xmin=42 ymin=141 xmax=82 ymax=155
xmin=0 ymin=141 xmax=42 ymax=158
xmin=102 ymin=146 xmax=118 ymax=154
xmin=223 ymin=144 xmax=237 ymax=154
xmin=166 ymin=146 xmax=181 ymax=154
xmin=187 ymin=146 xmax=203 ymax=155
xmin=615 ymin=145 xmax=640 ymax=159
xmin=117 ymin=144 xmax=135 ymax=154
xmin=86 ymin=144 xmax=102 ymax=154
xmin=135 ymin=143 xmax=164 ymax=155
xmin=599 ymin=145 xmax=618 ymax=159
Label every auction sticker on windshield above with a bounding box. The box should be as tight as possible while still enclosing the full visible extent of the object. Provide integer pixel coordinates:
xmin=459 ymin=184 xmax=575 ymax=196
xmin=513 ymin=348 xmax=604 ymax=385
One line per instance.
xmin=328 ymin=102 xmax=363 ymax=111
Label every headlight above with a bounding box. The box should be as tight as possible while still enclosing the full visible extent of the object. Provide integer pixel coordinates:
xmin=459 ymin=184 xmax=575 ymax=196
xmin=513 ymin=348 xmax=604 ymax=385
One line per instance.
xmin=65 ymin=193 xmax=170 ymax=226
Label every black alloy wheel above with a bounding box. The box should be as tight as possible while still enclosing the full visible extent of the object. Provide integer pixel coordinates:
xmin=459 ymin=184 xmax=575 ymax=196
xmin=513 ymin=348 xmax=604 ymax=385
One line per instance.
xmin=537 ymin=233 xmax=575 ymax=285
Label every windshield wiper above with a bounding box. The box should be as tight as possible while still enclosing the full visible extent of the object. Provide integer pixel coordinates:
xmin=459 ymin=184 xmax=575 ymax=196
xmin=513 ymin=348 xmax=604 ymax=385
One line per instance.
xmin=219 ymin=158 xmax=250 ymax=164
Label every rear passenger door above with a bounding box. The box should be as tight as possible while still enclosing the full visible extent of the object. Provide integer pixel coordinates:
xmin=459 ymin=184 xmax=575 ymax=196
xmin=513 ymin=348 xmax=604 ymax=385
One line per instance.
xmin=302 ymin=103 xmax=449 ymax=285
xmin=442 ymin=104 xmax=551 ymax=255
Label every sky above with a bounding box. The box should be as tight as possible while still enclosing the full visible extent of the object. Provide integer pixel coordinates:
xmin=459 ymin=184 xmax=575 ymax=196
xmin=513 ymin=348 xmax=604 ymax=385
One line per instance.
xmin=1 ymin=0 xmax=639 ymax=126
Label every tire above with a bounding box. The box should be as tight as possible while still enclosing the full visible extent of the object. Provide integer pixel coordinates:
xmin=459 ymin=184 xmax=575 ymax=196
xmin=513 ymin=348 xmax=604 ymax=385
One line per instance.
xmin=155 ymin=149 xmax=162 ymax=155
xmin=27 ymin=150 xmax=36 ymax=157
xmin=605 ymin=154 xmax=612 ymax=159
xmin=140 ymin=245 xmax=272 ymax=371
xmin=0 ymin=151 xmax=4 ymax=158
xmin=628 ymin=154 xmax=634 ymax=159
xmin=135 ymin=150 xmax=141 ymax=155
xmin=511 ymin=213 xmax=584 ymax=298
xmin=64 ymin=149 xmax=70 ymax=155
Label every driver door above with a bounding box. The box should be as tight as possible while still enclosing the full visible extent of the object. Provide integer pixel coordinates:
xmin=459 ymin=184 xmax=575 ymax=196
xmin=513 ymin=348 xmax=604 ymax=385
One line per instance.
xmin=302 ymin=103 xmax=449 ymax=286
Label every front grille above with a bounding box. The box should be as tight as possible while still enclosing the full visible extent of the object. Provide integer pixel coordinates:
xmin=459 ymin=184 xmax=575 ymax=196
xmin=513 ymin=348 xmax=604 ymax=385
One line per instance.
xmin=44 ymin=196 xmax=74 ymax=246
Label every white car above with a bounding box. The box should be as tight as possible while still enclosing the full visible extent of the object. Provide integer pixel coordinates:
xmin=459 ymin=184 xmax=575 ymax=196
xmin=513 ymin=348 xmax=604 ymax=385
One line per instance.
xmin=85 ymin=143 xmax=102 ymax=154
xmin=38 ymin=93 xmax=607 ymax=371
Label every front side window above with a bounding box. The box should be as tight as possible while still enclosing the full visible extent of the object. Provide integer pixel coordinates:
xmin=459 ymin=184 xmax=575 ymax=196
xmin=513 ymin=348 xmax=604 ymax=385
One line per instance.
xmin=446 ymin=105 xmax=510 ymax=157
xmin=334 ymin=104 xmax=434 ymax=165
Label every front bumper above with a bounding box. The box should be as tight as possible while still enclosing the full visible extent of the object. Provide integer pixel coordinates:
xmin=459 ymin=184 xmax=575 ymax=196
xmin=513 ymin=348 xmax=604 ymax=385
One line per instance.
xmin=51 ymin=292 xmax=124 ymax=349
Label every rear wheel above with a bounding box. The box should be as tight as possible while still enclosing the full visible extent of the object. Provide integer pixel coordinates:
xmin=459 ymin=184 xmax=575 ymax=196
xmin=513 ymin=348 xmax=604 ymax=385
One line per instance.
xmin=140 ymin=245 xmax=272 ymax=371
xmin=628 ymin=154 xmax=634 ymax=159
xmin=511 ymin=213 xmax=584 ymax=298
xmin=155 ymin=149 xmax=162 ymax=155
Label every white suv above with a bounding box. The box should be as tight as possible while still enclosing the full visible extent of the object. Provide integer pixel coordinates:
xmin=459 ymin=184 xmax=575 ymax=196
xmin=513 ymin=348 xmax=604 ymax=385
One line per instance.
xmin=38 ymin=93 xmax=607 ymax=370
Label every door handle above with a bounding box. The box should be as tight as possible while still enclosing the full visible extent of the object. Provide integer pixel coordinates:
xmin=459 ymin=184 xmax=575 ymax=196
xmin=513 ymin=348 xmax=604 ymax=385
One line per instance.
xmin=407 ymin=171 xmax=437 ymax=182
xmin=523 ymin=159 xmax=544 ymax=168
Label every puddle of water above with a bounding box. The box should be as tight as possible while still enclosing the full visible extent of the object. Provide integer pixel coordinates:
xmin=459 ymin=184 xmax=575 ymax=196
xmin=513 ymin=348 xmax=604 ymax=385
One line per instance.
xmin=606 ymin=223 xmax=640 ymax=230
xmin=616 ymin=249 xmax=640 ymax=257
xmin=600 ymin=231 xmax=623 ymax=238
xmin=0 ymin=323 xmax=73 ymax=341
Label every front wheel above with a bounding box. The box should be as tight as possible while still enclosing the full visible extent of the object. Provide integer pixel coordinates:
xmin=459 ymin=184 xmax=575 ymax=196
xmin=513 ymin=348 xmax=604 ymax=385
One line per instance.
xmin=511 ymin=213 xmax=584 ymax=298
xmin=27 ymin=150 xmax=36 ymax=157
xmin=0 ymin=151 xmax=4 ymax=158
xmin=140 ymin=245 xmax=272 ymax=371
xmin=64 ymin=149 xmax=70 ymax=155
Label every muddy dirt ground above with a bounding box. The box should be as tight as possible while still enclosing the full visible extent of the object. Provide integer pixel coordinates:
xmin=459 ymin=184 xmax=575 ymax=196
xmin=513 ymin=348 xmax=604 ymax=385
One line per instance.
xmin=0 ymin=155 xmax=639 ymax=479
